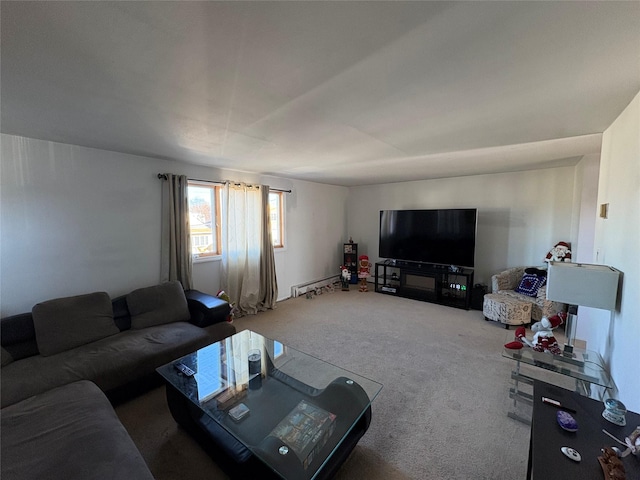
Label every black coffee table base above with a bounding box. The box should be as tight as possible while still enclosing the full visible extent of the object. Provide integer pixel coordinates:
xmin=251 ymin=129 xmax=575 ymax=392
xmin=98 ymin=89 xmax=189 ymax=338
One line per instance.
xmin=165 ymin=376 xmax=372 ymax=480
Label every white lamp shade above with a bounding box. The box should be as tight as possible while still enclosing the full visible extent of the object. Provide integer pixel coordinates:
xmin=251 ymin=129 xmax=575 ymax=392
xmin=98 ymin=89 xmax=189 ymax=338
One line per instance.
xmin=546 ymin=262 xmax=620 ymax=311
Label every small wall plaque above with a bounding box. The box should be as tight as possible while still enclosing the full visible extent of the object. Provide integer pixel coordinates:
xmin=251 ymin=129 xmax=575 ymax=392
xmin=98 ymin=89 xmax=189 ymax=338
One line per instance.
xmin=600 ymin=203 xmax=609 ymax=219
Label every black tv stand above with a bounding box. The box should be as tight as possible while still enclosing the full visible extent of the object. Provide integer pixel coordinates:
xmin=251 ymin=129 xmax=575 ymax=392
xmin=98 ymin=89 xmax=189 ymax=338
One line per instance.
xmin=375 ymin=262 xmax=474 ymax=310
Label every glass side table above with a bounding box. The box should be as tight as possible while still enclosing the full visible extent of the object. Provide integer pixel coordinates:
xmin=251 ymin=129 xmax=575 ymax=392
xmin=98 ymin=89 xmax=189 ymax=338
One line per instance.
xmin=502 ymin=344 xmax=612 ymax=424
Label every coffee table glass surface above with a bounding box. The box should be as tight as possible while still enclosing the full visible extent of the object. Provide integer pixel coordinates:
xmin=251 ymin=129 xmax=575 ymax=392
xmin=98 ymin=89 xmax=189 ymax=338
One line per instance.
xmin=157 ymin=330 xmax=383 ymax=480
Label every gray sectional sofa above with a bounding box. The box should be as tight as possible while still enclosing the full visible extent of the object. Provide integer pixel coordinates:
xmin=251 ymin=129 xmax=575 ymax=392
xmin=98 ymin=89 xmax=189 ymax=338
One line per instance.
xmin=0 ymin=281 xmax=236 ymax=480
xmin=2 ymin=381 xmax=156 ymax=480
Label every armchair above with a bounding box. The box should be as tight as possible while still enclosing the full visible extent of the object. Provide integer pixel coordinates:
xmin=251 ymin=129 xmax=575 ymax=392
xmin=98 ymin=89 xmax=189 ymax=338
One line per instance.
xmin=486 ymin=266 xmax=566 ymax=325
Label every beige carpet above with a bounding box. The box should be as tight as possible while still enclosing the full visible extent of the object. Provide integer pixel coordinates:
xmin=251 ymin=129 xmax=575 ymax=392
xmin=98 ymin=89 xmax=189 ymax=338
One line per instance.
xmin=116 ymin=287 xmax=570 ymax=479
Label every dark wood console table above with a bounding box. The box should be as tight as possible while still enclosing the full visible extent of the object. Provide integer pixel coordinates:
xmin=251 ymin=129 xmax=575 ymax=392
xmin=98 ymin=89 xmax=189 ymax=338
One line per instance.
xmin=528 ymin=380 xmax=639 ymax=480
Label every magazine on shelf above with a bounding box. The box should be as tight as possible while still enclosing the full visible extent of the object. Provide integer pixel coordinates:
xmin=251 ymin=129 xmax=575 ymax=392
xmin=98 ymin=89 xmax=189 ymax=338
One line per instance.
xmin=269 ymin=400 xmax=337 ymax=470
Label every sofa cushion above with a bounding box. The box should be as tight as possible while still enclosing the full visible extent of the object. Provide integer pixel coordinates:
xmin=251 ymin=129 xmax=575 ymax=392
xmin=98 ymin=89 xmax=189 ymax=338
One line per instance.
xmin=127 ymin=281 xmax=190 ymax=329
xmin=1 ymin=312 xmax=40 ymax=361
xmin=0 ymin=380 xmax=154 ymax=480
xmin=1 ymin=347 xmax=13 ymax=367
xmin=1 ymin=338 xmax=38 ymax=363
xmin=111 ymin=295 xmax=132 ymax=331
xmin=1 ymin=312 xmax=36 ymax=346
xmin=32 ymin=292 xmax=119 ymax=357
xmin=0 ymin=322 xmax=214 ymax=408
xmin=514 ymin=273 xmax=546 ymax=297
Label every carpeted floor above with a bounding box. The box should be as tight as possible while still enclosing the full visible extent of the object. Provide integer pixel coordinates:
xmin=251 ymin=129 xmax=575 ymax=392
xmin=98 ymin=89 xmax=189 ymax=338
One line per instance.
xmin=116 ymin=287 xmax=569 ymax=479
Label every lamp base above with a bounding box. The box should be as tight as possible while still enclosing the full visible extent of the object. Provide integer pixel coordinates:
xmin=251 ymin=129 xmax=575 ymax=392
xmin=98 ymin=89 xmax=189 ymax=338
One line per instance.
xmin=561 ymin=345 xmax=586 ymax=367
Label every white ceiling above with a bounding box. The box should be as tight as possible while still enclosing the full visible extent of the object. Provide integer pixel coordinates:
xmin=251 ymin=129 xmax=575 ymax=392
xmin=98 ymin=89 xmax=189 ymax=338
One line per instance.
xmin=2 ymin=1 xmax=639 ymax=186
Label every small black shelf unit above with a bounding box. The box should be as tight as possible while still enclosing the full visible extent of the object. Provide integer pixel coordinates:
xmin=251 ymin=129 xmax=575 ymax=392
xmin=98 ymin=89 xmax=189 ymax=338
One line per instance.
xmin=375 ymin=262 xmax=474 ymax=310
xmin=343 ymin=243 xmax=358 ymax=284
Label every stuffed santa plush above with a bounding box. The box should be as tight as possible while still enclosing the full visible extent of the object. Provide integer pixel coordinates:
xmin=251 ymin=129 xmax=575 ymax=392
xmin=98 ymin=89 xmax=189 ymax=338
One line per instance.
xmin=504 ymin=312 xmax=567 ymax=355
xmin=545 ymin=242 xmax=572 ymax=263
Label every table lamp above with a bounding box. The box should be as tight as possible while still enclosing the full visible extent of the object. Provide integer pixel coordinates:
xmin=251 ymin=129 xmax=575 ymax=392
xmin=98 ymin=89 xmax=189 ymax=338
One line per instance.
xmin=546 ymin=262 xmax=621 ymax=366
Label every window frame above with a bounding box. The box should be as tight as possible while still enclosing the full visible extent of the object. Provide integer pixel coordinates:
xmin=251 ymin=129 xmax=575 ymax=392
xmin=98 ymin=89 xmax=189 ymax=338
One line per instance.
xmin=187 ymin=182 xmax=285 ymax=259
xmin=187 ymin=181 xmax=222 ymax=260
xmin=269 ymin=191 xmax=285 ymax=249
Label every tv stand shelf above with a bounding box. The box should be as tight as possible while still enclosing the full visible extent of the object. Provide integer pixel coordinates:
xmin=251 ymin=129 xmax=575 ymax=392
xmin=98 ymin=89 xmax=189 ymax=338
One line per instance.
xmin=374 ymin=262 xmax=474 ymax=310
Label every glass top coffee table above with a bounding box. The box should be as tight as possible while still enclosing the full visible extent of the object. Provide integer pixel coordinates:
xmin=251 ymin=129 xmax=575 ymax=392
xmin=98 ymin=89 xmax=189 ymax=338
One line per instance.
xmin=157 ymin=330 xmax=383 ymax=480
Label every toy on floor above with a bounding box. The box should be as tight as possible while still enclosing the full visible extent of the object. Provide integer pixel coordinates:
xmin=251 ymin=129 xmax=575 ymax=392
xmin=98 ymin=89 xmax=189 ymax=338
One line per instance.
xmin=340 ymin=265 xmax=351 ymax=291
xmin=216 ymin=290 xmax=237 ymax=322
xmin=504 ymin=312 xmax=567 ymax=355
xmin=358 ymin=255 xmax=371 ymax=292
xmin=304 ymin=284 xmax=337 ymax=299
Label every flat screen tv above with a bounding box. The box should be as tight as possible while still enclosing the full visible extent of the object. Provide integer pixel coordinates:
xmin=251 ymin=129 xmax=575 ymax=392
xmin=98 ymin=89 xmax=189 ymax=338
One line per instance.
xmin=379 ymin=209 xmax=477 ymax=268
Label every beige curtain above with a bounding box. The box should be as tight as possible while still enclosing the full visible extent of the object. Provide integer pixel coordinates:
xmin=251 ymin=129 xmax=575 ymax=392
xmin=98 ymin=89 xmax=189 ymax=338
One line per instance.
xmin=259 ymin=187 xmax=278 ymax=310
xmin=160 ymin=174 xmax=193 ymax=289
xmin=221 ymin=183 xmax=277 ymax=316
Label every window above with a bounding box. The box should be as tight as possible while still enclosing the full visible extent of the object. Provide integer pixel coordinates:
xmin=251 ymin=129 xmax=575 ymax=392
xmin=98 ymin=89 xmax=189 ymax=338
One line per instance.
xmin=187 ymin=182 xmax=284 ymax=257
xmin=188 ymin=182 xmax=221 ymax=258
xmin=269 ymin=191 xmax=284 ymax=248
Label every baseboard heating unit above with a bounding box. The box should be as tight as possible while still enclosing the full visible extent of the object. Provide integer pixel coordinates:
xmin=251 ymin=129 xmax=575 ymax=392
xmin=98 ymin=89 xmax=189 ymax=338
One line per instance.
xmin=291 ymin=275 xmax=340 ymax=298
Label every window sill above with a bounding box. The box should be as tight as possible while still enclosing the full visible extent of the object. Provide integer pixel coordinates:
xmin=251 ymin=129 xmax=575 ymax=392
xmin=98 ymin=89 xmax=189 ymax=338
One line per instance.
xmin=193 ymin=255 xmax=221 ymax=264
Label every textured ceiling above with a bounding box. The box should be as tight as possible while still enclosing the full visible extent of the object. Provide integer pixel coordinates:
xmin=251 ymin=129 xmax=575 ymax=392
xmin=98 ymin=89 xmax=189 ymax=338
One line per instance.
xmin=2 ymin=1 xmax=639 ymax=186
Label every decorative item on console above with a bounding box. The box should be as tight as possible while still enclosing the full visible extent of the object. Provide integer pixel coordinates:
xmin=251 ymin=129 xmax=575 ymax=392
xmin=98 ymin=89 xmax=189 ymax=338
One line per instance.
xmin=603 ymin=398 xmax=628 ymax=427
xmin=544 ymin=241 xmax=572 ymax=263
xmin=599 ymin=426 xmax=640 ymax=479
xmin=504 ymin=312 xmax=567 ymax=355
xmin=340 ymin=265 xmax=351 ymax=291
xmin=626 ymin=426 xmax=640 ymax=456
xmin=598 ymin=447 xmax=626 ymax=479
xmin=358 ymin=255 xmax=371 ymax=292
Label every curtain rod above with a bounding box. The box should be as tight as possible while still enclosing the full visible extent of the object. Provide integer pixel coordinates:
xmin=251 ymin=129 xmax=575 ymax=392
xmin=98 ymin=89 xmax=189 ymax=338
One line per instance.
xmin=157 ymin=174 xmax=291 ymax=193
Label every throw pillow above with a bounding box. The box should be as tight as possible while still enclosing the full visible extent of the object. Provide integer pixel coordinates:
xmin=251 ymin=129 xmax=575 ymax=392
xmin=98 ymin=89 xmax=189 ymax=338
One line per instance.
xmin=514 ymin=273 xmax=546 ymax=297
xmin=32 ymin=292 xmax=119 ymax=357
xmin=524 ymin=267 xmax=547 ymax=278
xmin=127 ymin=281 xmax=190 ymax=329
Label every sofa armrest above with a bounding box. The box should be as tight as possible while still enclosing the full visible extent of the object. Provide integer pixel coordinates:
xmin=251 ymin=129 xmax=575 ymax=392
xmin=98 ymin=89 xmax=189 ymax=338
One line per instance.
xmin=536 ymin=285 xmax=549 ymax=301
xmin=184 ymin=290 xmax=231 ymax=327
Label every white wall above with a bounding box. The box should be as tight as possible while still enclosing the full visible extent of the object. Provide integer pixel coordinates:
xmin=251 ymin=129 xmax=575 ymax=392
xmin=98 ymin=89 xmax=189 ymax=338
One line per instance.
xmin=581 ymin=91 xmax=640 ymax=412
xmin=572 ymin=154 xmax=600 ymax=264
xmin=275 ymin=179 xmax=349 ymax=293
xmin=0 ymin=134 xmax=348 ymax=316
xmin=1 ymin=136 xmax=165 ymax=314
xmin=347 ymin=168 xmax=578 ymax=286
xmin=572 ymin=154 xmax=608 ymax=351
